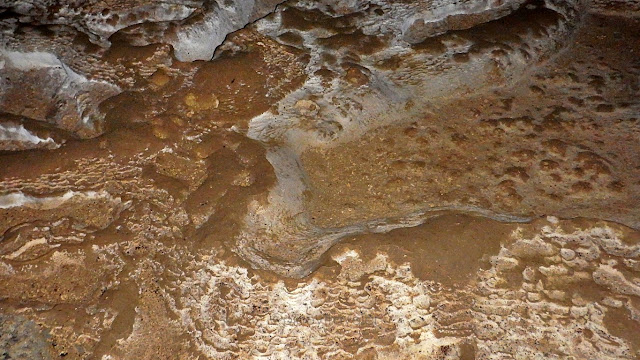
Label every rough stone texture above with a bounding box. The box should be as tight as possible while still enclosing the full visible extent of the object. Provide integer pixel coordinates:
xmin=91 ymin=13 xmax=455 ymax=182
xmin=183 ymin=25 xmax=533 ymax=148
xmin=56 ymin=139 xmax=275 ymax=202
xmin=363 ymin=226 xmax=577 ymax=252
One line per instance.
xmin=167 ymin=219 xmax=640 ymax=359
xmin=0 ymin=315 xmax=53 ymax=359
xmin=1 ymin=0 xmax=283 ymax=61
xmin=0 ymin=0 xmax=283 ymax=140
xmin=1 ymin=0 xmax=640 ymax=359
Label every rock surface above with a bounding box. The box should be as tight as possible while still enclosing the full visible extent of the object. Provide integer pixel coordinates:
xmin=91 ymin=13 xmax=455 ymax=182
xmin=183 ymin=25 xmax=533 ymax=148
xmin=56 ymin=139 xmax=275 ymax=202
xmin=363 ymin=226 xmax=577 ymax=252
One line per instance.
xmin=1 ymin=0 xmax=640 ymax=359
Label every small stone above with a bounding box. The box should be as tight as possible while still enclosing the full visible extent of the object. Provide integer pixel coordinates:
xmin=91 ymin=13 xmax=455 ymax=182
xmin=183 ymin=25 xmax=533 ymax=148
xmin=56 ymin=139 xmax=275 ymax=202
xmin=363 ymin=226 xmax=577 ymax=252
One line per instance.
xmin=409 ymin=316 xmax=428 ymax=329
xmin=570 ymin=306 xmax=588 ymax=318
xmin=492 ymin=256 xmax=519 ymax=272
xmin=412 ymin=294 xmax=431 ymax=309
xmin=522 ymin=267 xmax=536 ymax=282
xmin=294 ymin=99 xmax=319 ymax=116
xmin=149 ymin=69 xmax=171 ymax=88
xmin=527 ymin=292 xmax=542 ymax=302
xmin=184 ymin=92 xmax=219 ymax=111
xmin=601 ymin=297 xmax=623 ymax=308
xmin=560 ymin=248 xmax=576 ymax=261
xmin=545 ymin=290 xmax=566 ymax=301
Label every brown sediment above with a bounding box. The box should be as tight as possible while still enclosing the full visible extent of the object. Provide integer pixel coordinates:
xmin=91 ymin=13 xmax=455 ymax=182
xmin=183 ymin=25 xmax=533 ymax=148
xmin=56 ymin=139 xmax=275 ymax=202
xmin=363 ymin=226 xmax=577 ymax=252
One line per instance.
xmin=332 ymin=214 xmax=513 ymax=287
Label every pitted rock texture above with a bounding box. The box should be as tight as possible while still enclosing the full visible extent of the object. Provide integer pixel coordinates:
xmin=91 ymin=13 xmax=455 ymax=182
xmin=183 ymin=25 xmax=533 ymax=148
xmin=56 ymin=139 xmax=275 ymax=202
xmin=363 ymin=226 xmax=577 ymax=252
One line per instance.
xmin=1 ymin=0 xmax=640 ymax=359
xmin=237 ymin=0 xmax=639 ymax=276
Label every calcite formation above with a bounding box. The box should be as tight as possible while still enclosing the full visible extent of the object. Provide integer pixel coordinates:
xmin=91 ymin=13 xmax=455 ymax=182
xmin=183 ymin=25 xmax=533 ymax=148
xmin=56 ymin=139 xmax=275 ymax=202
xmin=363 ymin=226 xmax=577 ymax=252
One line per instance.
xmin=0 ymin=0 xmax=639 ymax=359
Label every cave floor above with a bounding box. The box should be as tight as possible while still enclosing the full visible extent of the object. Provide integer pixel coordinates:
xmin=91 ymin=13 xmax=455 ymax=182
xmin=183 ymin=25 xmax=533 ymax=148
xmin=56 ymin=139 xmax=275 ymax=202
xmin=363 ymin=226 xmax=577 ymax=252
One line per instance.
xmin=1 ymin=3 xmax=640 ymax=360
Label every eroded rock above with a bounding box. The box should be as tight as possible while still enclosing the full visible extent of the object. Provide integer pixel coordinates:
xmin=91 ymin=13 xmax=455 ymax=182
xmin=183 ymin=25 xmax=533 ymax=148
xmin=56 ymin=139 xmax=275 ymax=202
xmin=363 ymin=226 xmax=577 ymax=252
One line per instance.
xmin=1 ymin=0 xmax=639 ymax=359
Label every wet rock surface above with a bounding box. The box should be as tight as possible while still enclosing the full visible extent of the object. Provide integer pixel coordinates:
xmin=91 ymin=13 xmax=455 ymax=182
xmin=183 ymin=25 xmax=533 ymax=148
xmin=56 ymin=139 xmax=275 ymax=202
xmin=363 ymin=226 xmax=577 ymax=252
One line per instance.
xmin=1 ymin=0 xmax=640 ymax=359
